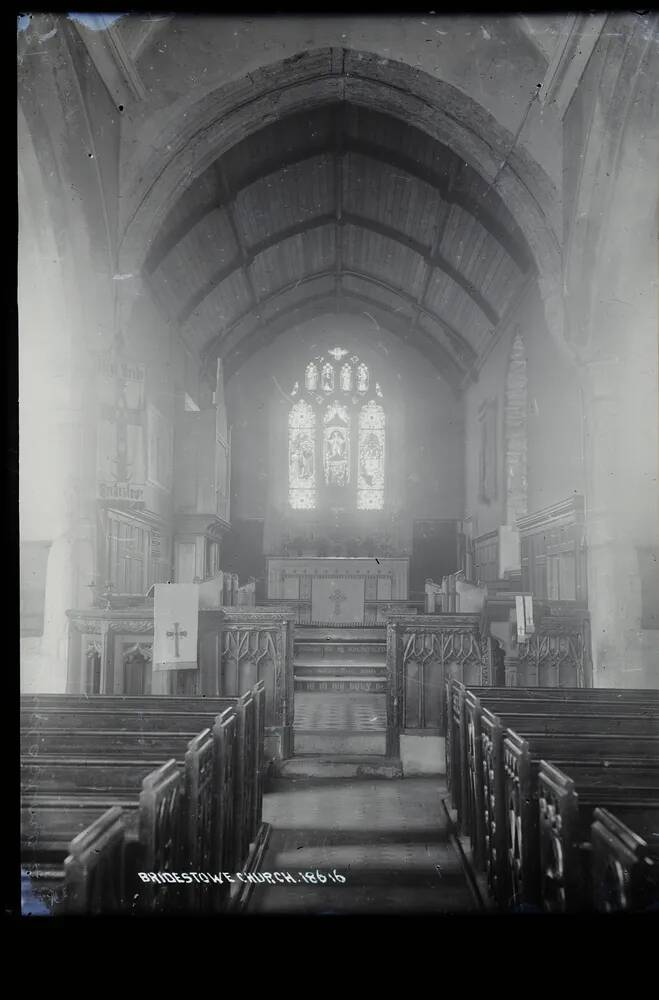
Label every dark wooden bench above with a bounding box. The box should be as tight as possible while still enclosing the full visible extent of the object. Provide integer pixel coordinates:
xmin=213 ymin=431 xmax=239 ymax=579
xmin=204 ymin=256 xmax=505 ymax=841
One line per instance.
xmin=23 ymin=737 xmax=224 ymax=915
xmin=538 ymin=760 xmax=659 ymax=913
xmin=23 ymin=805 xmax=128 ymax=916
xmin=21 ymin=685 xmax=266 ymax=846
xmin=21 ymin=709 xmax=234 ymax=732
xmin=20 ymin=695 xmax=242 ymax=710
xmin=445 ymin=678 xmax=659 ymax=821
xmin=500 ymin=729 xmax=659 ymax=910
xmin=590 ymin=806 xmax=659 ymax=912
xmin=460 ymin=691 xmax=658 ymax=859
xmin=22 ymin=758 xmax=179 ymax=795
xmin=21 ymin=684 xmax=268 ymax=913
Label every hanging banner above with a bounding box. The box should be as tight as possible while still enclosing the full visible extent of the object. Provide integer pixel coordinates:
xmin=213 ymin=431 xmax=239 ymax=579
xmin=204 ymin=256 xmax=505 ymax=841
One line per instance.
xmin=515 ymin=595 xmax=535 ymax=643
xmin=154 ymin=583 xmax=199 ymax=671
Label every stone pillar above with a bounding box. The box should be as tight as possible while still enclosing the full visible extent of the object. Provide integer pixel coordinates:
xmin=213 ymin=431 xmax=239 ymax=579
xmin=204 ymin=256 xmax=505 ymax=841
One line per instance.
xmin=563 ymin=20 xmax=659 ymax=688
xmin=19 ymin=150 xmax=98 ymax=692
xmin=576 ymin=143 xmax=659 ymax=687
xmin=581 ymin=350 xmax=658 ymax=688
xmin=19 ymin=22 xmax=117 ymax=692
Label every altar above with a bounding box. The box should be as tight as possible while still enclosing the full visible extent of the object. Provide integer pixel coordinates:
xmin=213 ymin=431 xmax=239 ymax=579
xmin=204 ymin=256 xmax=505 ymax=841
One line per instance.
xmin=266 ymin=556 xmax=410 ymax=626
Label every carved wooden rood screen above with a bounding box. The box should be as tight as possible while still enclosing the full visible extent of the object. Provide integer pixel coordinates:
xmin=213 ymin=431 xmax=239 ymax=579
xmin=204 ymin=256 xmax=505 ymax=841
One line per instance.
xmin=509 ymin=612 xmax=592 ymax=688
xmin=219 ymin=610 xmax=294 ymax=761
xmin=386 ymin=614 xmax=493 ymax=756
xmin=65 ymin=605 xmax=294 ymax=770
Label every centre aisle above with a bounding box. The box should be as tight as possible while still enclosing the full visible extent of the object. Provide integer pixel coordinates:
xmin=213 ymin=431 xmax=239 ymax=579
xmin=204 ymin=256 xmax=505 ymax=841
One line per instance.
xmin=247 ymin=778 xmax=479 ymax=914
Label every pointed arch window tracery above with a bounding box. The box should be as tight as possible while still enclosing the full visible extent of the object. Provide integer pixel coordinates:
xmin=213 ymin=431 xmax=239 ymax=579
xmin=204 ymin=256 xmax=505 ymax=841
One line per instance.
xmin=288 ymin=399 xmax=317 ymax=509
xmin=287 ymin=351 xmax=385 ymax=511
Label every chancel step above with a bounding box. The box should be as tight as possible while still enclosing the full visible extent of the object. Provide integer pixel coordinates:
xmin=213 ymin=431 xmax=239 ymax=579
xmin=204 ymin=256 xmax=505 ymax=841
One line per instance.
xmin=293 ymin=626 xmax=388 ymax=756
xmin=297 ymin=627 xmax=386 ymax=642
xmin=295 ymin=678 xmax=387 ymax=693
xmin=273 ymin=756 xmax=402 ymax=779
xmin=295 ymin=647 xmax=386 ymax=659
xmin=294 ymin=732 xmax=387 ymax=756
xmin=295 ymin=663 xmax=385 ymax=675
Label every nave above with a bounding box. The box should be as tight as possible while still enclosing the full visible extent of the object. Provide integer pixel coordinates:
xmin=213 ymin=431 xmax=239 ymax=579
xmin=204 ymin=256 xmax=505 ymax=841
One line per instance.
xmin=249 ymin=778 xmax=476 ymax=915
xmin=21 ymin=675 xmax=659 ymax=915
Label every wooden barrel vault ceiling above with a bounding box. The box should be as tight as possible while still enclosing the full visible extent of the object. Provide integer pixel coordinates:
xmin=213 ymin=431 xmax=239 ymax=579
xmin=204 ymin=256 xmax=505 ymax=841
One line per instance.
xmin=143 ymin=102 xmax=535 ymax=386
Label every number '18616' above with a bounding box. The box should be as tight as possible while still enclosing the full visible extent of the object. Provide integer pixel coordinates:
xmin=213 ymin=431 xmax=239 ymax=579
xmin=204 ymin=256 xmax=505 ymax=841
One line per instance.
xmin=297 ymin=870 xmax=346 ymax=884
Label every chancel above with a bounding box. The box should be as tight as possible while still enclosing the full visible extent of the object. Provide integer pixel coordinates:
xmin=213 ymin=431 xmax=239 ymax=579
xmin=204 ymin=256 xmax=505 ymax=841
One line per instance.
xmin=18 ymin=12 xmax=659 ymax=917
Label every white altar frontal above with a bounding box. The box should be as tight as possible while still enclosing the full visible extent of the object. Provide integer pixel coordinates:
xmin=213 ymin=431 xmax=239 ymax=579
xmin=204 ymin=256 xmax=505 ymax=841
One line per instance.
xmin=266 ymin=557 xmax=410 ymax=626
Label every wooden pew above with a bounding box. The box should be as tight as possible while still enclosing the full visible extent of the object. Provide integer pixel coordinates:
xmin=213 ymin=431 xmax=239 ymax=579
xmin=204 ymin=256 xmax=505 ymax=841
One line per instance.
xmin=22 ymin=717 xmax=245 ymax=913
xmin=501 ymin=729 xmax=659 ymax=910
xmin=21 ymin=686 xmax=267 ymax=913
xmin=22 ymin=706 xmax=250 ymax=899
xmin=23 ymin=735 xmax=221 ymax=915
xmin=538 ymin=761 xmax=659 ymax=913
xmin=459 ymin=688 xmax=658 ymax=856
xmin=138 ymin=759 xmax=187 ymax=914
xmin=590 ymin=806 xmax=659 ymax=912
xmin=445 ymin=679 xmax=659 ymax=825
xmin=64 ymin=806 xmax=127 ymax=915
xmin=21 ymin=694 xmax=242 ymax=710
xmin=21 ymin=686 xmax=266 ymax=847
xmin=22 ymin=758 xmax=178 ymax=795
xmin=21 ymin=710 xmax=232 ymax=732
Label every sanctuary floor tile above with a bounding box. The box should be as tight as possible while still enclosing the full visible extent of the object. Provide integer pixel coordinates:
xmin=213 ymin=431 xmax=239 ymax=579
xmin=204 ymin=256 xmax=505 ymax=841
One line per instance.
xmin=293 ymin=693 xmax=386 ymax=731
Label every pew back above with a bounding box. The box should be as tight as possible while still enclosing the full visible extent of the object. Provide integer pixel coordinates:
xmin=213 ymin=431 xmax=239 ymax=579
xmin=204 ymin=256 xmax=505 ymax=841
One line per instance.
xmin=20 ymin=686 xmax=266 ymax=914
xmin=138 ymin=759 xmax=186 ymax=914
xmin=502 ymin=730 xmax=659 ymax=909
xmin=445 ymin=677 xmax=659 ymax=820
xmin=63 ymin=806 xmax=127 ymax=916
xmin=538 ymin=760 xmax=659 ymax=912
xmin=591 ymin=807 xmax=659 ymax=912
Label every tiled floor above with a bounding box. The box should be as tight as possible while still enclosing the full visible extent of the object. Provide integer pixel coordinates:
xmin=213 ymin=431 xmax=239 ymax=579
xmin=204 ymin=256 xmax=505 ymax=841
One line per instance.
xmin=249 ymin=778 xmax=477 ymax=914
xmin=294 ymin=692 xmax=386 ymax=731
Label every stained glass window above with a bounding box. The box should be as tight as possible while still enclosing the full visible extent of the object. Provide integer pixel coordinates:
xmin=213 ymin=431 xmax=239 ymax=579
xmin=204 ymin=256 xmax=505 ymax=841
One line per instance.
xmin=289 ymin=399 xmax=317 ymax=509
xmin=323 ymin=402 xmax=350 ymax=486
xmin=357 ymin=401 xmax=385 ymax=510
xmin=305 ymin=363 xmax=318 ymax=391
xmin=288 ymin=350 xmax=384 ymax=511
xmin=321 ymin=362 xmax=334 ymax=392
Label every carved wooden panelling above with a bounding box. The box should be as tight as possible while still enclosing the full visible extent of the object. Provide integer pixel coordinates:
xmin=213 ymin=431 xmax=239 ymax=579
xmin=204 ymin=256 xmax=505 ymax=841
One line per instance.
xmin=386 ymin=615 xmax=486 ymax=749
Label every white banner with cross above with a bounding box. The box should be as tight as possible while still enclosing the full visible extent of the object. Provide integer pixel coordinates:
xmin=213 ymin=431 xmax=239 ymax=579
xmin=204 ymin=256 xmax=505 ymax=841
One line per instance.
xmin=515 ymin=594 xmax=535 ymax=643
xmin=153 ymin=583 xmax=199 ymax=671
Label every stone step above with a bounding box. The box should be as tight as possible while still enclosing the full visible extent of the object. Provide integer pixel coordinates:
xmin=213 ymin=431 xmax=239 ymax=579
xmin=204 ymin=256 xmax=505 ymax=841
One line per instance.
xmin=271 ymin=755 xmax=402 ymax=779
xmin=294 ymin=663 xmax=386 ymax=674
xmin=295 ymin=643 xmax=386 ymax=658
xmin=296 ymin=627 xmax=385 ymax=642
xmin=293 ymin=731 xmax=387 ymax=756
xmin=294 ymin=678 xmax=387 ymax=693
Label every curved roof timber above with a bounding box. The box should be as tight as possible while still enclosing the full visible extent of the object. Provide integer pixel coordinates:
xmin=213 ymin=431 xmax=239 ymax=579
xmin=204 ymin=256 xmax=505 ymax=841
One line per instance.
xmin=145 ymin=138 xmax=532 ymax=277
xmin=218 ymin=292 xmax=468 ymax=388
xmin=200 ymin=269 xmax=478 ymax=374
xmin=145 ymin=103 xmax=534 ymax=385
xmin=175 ymin=215 xmax=501 ymax=331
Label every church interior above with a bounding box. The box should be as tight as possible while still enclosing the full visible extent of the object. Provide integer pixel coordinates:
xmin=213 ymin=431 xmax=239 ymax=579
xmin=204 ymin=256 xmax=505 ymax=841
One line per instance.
xmin=18 ymin=12 xmax=659 ymax=916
